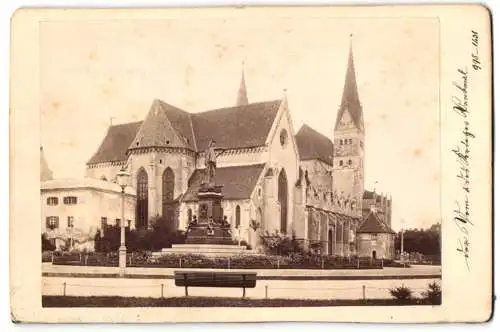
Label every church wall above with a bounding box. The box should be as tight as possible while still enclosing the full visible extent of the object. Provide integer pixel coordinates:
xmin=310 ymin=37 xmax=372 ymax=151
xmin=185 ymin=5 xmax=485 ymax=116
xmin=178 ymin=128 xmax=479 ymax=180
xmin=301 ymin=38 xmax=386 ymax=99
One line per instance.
xmin=293 ymin=185 xmax=307 ymax=240
xmin=179 ymin=202 xmax=197 ymax=230
xmin=128 ymin=149 xmax=195 ymax=224
xmin=222 ymin=199 xmax=251 ymax=242
xmin=266 ymin=105 xmax=299 ymax=237
xmin=356 ymin=233 xmax=395 ymax=260
xmin=195 ymin=148 xmax=267 ymax=169
xmin=85 ymin=163 xmax=124 ymax=182
xmin=299 ymin=160 xmax=333 ymax=193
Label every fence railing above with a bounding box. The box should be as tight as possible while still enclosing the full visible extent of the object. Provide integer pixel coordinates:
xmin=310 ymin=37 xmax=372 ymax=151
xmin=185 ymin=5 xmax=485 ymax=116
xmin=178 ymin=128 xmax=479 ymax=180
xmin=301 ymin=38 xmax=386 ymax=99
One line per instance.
xmin=42 ymin=279 xmax=436 ymax=300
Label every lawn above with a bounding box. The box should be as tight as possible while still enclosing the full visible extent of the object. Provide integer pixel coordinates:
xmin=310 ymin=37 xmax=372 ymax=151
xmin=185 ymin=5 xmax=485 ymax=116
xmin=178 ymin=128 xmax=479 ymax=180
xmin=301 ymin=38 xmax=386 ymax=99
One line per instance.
xmin=42 ymin=296 xmax=431 ymax=307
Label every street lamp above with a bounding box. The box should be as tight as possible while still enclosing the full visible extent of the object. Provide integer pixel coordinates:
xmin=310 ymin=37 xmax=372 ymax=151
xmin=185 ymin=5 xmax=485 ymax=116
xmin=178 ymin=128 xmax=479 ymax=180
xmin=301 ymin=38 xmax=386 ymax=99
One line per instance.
xmin=116 ymin=168 xmax=130 ymax=276
xmin=400 ymin=219 xmax=405 ymax=264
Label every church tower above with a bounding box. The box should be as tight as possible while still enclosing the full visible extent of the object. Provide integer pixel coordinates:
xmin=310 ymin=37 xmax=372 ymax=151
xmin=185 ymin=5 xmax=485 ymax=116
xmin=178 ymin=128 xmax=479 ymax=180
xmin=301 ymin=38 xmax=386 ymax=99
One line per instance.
xmin=332 ymin=36 xmax=365 ymax=217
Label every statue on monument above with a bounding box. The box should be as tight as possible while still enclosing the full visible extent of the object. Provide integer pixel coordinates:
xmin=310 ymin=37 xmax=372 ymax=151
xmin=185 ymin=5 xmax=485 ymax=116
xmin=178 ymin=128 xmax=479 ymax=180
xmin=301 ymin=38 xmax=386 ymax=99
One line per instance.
xmin=204 ymin=139 xmax=225 ymax=186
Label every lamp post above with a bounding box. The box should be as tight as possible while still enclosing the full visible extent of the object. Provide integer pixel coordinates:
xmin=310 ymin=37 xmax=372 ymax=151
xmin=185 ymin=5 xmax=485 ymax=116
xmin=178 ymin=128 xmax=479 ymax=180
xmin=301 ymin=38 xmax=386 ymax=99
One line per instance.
xmin=400 ymin=219 xmax=405 ymax=264
xmin=116 ymin=168 xmax=130 ymax=276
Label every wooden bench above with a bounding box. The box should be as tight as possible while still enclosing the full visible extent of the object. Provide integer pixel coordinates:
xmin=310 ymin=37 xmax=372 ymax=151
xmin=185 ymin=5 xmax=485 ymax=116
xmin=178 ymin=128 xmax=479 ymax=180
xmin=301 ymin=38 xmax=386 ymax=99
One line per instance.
xmin=174 ymin=271 xmax=257 ymax=298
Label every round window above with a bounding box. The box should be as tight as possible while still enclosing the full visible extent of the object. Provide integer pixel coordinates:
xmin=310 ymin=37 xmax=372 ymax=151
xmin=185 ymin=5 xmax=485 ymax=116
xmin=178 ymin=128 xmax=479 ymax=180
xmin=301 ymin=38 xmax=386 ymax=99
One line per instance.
xmin=280 ymin=129 xmax=288 ymax=147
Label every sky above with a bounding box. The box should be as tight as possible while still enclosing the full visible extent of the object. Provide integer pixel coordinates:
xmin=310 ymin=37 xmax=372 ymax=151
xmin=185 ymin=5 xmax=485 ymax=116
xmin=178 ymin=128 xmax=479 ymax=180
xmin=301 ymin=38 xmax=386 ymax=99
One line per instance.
xmin=40 ymin=17 xmax=440 ymax=230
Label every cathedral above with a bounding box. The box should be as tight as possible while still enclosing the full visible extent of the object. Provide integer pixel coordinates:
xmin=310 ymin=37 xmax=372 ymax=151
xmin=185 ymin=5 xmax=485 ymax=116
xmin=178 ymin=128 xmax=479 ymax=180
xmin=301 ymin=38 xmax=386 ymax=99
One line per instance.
xmin=44 ymin=40 xmax=394 ymax=258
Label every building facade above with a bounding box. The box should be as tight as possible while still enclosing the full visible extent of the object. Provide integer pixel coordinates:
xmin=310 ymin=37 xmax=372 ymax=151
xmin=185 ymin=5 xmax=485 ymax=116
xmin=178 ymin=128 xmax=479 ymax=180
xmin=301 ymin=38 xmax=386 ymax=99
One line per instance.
xmin=41 ymin=178 xmax=136 ymax=251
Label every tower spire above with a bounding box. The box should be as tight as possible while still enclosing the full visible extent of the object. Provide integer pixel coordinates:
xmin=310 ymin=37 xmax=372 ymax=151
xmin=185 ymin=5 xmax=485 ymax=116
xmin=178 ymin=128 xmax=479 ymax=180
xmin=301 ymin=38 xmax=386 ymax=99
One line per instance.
xmin=335 ymin=34 xmax=363 ymax=131
xmin=236 ymin=60 xmax=249 ymax=106
xmin=341 ymin=34 xmax=360 ymax=109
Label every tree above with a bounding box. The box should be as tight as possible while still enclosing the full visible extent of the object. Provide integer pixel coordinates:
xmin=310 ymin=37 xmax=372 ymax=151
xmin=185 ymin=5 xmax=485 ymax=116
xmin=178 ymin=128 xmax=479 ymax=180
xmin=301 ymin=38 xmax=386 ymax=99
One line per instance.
xmin=395 ymin=222 xmax=441 ymax=256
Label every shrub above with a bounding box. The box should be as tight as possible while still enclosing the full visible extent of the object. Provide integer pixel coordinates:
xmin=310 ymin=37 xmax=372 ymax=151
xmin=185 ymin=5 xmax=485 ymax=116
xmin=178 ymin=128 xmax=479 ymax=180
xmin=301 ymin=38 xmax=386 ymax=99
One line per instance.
xmin=94 ymin=222 xmax=187 ymax=253
xmin=389 ymin=285 xmax=413 ymax=303
xmin=41 ymin=233 xmax=55 ymax=251
xmin=42 ymin=251 xmax=53 ymax=262
xmin=260 ymin=231 xmax=305 ymax=256
xmin=421 ymin=281 xmax=441 ymax=305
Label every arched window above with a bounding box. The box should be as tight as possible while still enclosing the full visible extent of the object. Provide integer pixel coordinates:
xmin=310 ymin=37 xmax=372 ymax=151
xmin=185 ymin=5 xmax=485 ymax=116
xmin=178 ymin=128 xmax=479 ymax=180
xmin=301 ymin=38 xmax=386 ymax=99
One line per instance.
xmin=278 ymin=168 xmax=288 ymax=234
xmin=136 ymin=167 xmax=148 ymax=229
xmin=162 ymin=167 xmax=175 ymax=225
xmin=339 ymin=140 xmax=343 ymax=146
xmin=339 ymin=160 xmax=343 ymax=167
xmin=162 ymin=167 xmax=175 ymax=202
xmin=349 ymin=138 xmax=352 ymax=144
xmin=256 ymin=207 xmax=263 ymax=229
xmin=348 ymin=159 xmax=352 ymax=166
xmin=235 ymin=205 xmax=241 ymax=228
xmin=328 ymin=229 xmax=333 ymax=255
xmin=187 ymin=208 xmax=192 ymax=223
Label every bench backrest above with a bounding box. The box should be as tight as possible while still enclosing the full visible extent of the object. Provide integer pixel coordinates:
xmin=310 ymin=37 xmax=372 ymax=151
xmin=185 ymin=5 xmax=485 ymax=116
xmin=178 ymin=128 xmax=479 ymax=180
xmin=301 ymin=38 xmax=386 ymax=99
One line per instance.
xmin=174 ymin=271 xmax=257 ymax=288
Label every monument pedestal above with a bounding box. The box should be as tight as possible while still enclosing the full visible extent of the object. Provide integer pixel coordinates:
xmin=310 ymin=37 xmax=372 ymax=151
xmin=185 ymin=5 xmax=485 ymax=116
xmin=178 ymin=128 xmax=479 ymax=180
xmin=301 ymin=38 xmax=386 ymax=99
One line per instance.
xmin=185 ymin=184 xmax=234 ymax=245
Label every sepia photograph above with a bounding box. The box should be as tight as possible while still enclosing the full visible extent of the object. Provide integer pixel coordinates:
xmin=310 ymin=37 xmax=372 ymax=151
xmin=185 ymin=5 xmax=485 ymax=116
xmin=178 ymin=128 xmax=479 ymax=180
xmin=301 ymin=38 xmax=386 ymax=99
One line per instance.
xmin=9 ymin=4 xmax=492 ymax=323
xmin=39 ymin=12 xmax=441 ymax=309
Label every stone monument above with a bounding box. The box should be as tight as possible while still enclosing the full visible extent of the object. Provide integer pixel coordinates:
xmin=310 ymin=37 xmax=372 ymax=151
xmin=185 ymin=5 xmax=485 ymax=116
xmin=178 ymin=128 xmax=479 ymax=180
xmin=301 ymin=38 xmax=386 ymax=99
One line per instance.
xmin=185 ymin=140 xmax=233 ymax=245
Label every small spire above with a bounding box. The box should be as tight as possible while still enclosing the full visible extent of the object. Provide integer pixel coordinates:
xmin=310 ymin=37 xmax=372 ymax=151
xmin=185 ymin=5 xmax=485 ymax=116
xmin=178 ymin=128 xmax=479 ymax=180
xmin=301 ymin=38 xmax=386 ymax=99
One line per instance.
xmin=236 ymin=60 xmax=248 ymax=106
xmin=40 ymin=146 xmax=54 ymax=181
xmin=282 ymin=88 xmax=288 ymax=107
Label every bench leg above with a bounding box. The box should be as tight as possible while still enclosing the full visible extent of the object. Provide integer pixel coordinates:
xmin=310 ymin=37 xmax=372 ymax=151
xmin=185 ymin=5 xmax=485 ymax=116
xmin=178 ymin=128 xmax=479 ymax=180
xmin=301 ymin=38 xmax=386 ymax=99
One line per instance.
xmin=242 ymin=275 xmax=246 ymax=298
xmin=183 ymin=273 xmax=188 ymax=297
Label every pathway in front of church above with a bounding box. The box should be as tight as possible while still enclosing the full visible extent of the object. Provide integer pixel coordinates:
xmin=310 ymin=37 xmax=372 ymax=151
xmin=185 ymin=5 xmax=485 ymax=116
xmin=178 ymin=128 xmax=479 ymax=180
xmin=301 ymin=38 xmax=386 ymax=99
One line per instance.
xmin=42 ymin=262 xmax=441 ymax=278
xmin=42 ymin=275 xmax=440 ymax=300
xmin=42 ymin=263 xmax=441 ymax=300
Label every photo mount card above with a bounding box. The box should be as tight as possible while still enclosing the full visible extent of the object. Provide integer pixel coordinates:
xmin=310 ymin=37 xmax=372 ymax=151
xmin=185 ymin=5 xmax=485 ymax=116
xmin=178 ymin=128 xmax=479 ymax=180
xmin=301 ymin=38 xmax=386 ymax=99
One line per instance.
xmin=9 ymin=5 xmax=492 ymax=323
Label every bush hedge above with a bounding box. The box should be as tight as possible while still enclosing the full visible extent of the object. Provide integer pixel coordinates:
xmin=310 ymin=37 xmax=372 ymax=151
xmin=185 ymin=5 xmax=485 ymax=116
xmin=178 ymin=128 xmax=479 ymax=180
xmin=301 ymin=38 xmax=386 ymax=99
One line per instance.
xmin=52 ymin=251 xmax=384 ymax=270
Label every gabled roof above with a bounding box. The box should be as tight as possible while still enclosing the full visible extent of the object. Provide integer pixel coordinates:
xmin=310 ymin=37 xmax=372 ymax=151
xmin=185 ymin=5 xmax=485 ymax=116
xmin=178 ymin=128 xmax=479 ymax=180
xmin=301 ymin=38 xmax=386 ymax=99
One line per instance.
xmin=88 ymin=99 xmax=281 ymax=165
xmin=357 ymin=211 xmax=395 ymax=234
xmin=191 ymin=100 xmax=281 ymax=151
xmin=40 ymin=146 xmax=54 ymax=181
xmin=335 ymin=40 xmax=364 ymax=131
xmin=157 ymin=100 xmax=197 ymax=150
xmin=182 ymin=164 xmax=265 ymax=202
xmin=129 ymin=100 xmax=191 ymax=150
xmin=87 ymin=121 xmax=143 ymax=165
xmin=295 ymin=124 xmax=333 ymax=166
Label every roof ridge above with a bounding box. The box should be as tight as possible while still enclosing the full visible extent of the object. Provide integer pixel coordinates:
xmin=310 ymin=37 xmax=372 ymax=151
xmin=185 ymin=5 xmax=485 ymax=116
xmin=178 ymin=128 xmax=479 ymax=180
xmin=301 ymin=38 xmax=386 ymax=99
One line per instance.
xmin=110 ymin=120 xmax=143 ymax=128
xmin=195 ymin=99 xmax=281 ymax=115
xmin=188 ymin=112 xmax=198 ymax=151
